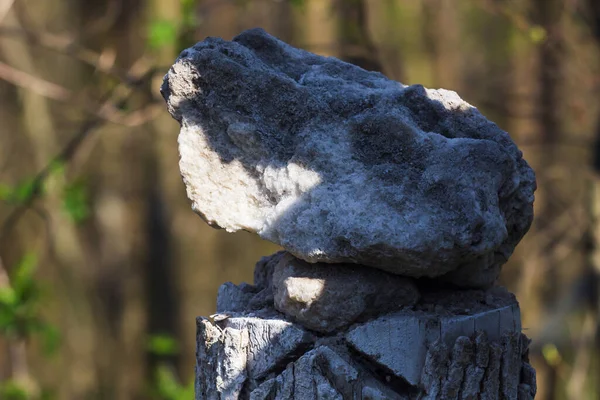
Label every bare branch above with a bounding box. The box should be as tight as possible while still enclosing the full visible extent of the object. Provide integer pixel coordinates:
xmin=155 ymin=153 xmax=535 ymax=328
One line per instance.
xmin=0 ymin=64 xmax=158 ymax=239
xmin=0 ymin=60 xmax=163 ymax=126
xmin=0 ymin=26 xmax=162 ymax=85
xmin=0 ymin=0 xmax=15 ymax=24
xmin=0 ymin=60 xmax=71 ymax=101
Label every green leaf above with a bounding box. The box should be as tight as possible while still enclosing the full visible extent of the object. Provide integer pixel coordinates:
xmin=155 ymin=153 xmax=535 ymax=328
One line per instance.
xmin=289 ymin=0 xmax=306 ymax=8
xmin=48 ymin=159 xmax=65 ymax=176
xmin=13 ymin=179 xmax=37 ymax=203
xmin=40 ymin=388 xmax=58 ymax=400
xmin=181 ymin=0 xmax=198 ymax=29
xmin=177 ymin=380 xmax=195 ymax=400
xmin=147 ymin=334 xmax=180 ymax=356
xmin=0 ymin=381 xmax=29 ymax=400
xmin=0 ymin=286 xmax=17 ymax=306
xmin=62 ymin=180 xmax=89 ymax=223
xmin=148 ymin=20 xmax=178 ymax=49
xmin=0 ymin=307 xmax=17 ymax=332
xmin=40 ymin=324 xmax=61 ymax=356
xmin=155 ymin=365 xmax=181 ymax=400
xmin=528 ymin=25 xmax=547 ymax=44
xmin=11 ymin=253 xmax=38 ymax=296
xmin=542 ymin=343 xmax=562 ymax=367
xmin=0 ymin=183 xmax=12 ymax=201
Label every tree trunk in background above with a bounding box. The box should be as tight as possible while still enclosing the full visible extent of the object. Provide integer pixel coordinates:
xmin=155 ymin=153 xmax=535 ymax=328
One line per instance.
xmin=336 ymin=0 xmax=382 ymax=72
xmin=303 ymin=0 xmax=338 ymax=57
xmin=421 ymin=0 xmax=460 ymax=91
xmin=526 ymin=0 xmax=564 ymax=398
xmin=0 ymin=3 xmax=100 ymax=398
xmin=365 ymin=0 xmax=406 ymax=82
xmin=586 ymin=0 xmax=600 ymax=396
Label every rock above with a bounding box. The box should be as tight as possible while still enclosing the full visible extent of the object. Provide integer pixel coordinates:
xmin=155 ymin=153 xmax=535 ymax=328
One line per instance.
xmin=216 ymin=252 xmax=285 ymax=313
xmin=162 ymin=28 xmax=536 ymax=287
xmin=272 ymin=252 xmax=419 ymax=332
xmin=216 ymin=282 xmax=257 ymax=313
xmin=345 ymin=289 xmax=521 ymax=387
xmin=254 ymin=251 xmax=285 ymax=290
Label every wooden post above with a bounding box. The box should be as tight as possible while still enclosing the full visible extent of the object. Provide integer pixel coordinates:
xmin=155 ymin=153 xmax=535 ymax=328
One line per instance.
xmin=194 ymin=253 xmax=536 ymax=400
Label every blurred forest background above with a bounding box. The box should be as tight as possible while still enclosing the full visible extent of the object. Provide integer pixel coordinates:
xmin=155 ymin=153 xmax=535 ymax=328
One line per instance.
xmin=0 ymin=0 xmax=599 ymax=399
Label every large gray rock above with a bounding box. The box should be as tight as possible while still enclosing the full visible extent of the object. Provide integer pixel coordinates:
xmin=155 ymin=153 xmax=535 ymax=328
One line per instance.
xmin=162 ymin=28 xmax=536 ymax=287
xmin=272 ymin=252 xmax=419 ymax=333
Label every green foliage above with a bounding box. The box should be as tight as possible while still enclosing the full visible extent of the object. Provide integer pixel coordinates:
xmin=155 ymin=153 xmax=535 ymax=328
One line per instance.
xmin=0 ymin=381 xmax=56 ymax=400
xmin=145 ymin=334 xmax=194 ymax=400
xmin=181 ymin=0 xmax=197 ymax=29
xmin=0 ymin=183 xmax=13 ymax=201
xmin=0 ymin=160 xmax=90 ymax=225
xmin=0 ymin=381 xmax=28 ymax=400
xmin=528 ymin=25 xmax=547 ymax=44
xmin=0 ymin=179 xmax=39 ymax=205
xmin=0 ymin=253 xmax=60 ymax=354
xmin=0 ymin=254 xmax=59 ymax=399
xmin=542 ymin=343 xmax=562 ymax=367
xmin=148 ymin=20 xmax=179 ymax=50
xmin=0 ymin=253 xmax=40 ymax=337
xmin=62 ymin=179 xmax=89 ymax=223
xmin=48 ymin=160 xmax=65 ymax=176
xmin=148 ymin=0 xmax=199 ymax=50
xmin=147 ymin=334 xmax=180 ymax=356
xmin=154 ymin=365 xmax=194 ymax=400
xmin=289 ymin=0 xmax=306 ymax=9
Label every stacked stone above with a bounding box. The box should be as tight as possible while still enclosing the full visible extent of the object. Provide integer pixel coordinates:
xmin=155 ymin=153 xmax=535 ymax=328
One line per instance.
xmin=162 ymin=28 xmax=537 ymax=399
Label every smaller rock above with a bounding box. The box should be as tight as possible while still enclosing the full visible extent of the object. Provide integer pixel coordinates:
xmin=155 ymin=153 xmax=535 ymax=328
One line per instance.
xmin=216 ymin=252 xmax=284 ymax=313
xmin=272 ymin=253 xmax=419 ymax=333
xmin=254 ymin=251 xmax=285 ymax=289
xmin=216 ymin=282 xmax=257 ymax=313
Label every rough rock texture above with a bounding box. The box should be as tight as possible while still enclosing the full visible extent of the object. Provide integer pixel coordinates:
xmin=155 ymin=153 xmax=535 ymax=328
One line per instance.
xmin=162 ymin=28 xmax=536 ymax=287
xmin=196 ymin=305 xmax=535 ymax=399
xmin=216 ymin=252 xmax=284 ymax=315
xmin=216 ymin=252 xmax=419 ymax=332
xmin=272 ymin=252 xmax=419 ymax=333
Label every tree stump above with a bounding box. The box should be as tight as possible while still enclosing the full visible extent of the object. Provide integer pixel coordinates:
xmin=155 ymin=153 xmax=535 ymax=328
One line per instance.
xmin=194 ymin=253 xmax=536 ymax=400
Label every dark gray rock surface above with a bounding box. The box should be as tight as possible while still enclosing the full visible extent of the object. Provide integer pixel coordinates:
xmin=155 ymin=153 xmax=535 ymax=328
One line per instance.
xmin=162 ymin=28 xmax=536 ymax=287
xmin=272 ymin=252 xmax=419 ymax=333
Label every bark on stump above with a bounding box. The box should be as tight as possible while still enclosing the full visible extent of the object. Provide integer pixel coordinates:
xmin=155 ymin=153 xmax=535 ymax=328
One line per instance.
xmin=194 ymin=254 xmax=536 ymax=400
